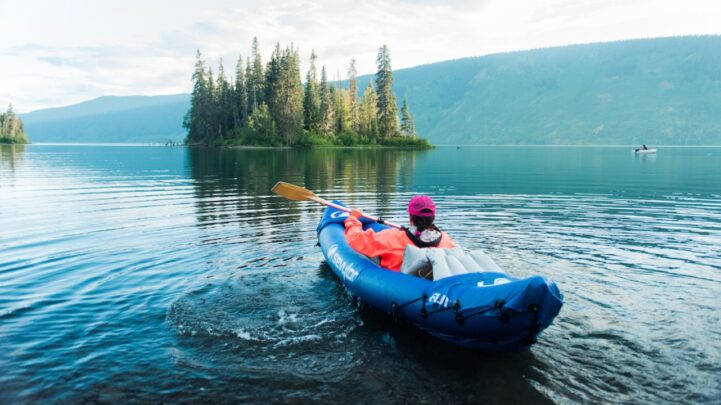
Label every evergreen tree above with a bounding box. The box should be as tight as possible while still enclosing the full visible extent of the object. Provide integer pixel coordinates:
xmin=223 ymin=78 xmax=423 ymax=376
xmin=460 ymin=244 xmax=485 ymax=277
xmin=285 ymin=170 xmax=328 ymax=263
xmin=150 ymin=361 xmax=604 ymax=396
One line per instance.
xmin=347 ymin=58 xmax=360 ymax=132
xmin=264 ymin=44 xmax=304 ymax=144
xmin=270 ymin=45 xmax=303 ymax=144
xmin=245 ymin=56 xmax=254 ymax=118
xmin=183 ymin=41 xmax=423 ymax=147
xmin=264 ymin=43 xmax=282 ymax=111
xmin=0 ymin=104 xmax=29 ymax=143
xmin=319 ymin=66 xmax=333 ymax=134
xmin=216 ymin=59 xmax=234 ymax=138
xmin=334 ymin=86 xmax=350 ymax=134
xmin=247 ymin=36 xmax=265 ymax=111
xmin=248 ymin=103 xmax=277 ymax=144
xmin=359 ymin=82 xmax=378 ymax=140
xmin=375 ymin=44 xmax=399 ymax=138
xmin=400 ymin=96 xmax=415 ymax=137
xmin=303 ymin=50 xmax=321 ymax=132
xmin=183 ymin=49 xmax=209 ymax=143
xmin=206 ymin=66 xmax=221 ymax=142
xmin=233 ymin=55 xmax=248 ymax=129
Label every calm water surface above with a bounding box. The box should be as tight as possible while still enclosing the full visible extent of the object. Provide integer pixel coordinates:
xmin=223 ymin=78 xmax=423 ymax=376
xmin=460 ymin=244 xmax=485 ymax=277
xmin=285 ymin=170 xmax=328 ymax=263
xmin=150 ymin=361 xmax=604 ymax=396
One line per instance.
xmin=1 ymin=145 xmax=720 ymax=403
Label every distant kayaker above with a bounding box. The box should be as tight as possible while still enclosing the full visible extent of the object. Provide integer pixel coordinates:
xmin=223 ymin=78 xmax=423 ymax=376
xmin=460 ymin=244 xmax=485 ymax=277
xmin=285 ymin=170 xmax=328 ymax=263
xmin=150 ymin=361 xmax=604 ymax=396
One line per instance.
xmin=344 ymin=195 xmax=456 ymax=271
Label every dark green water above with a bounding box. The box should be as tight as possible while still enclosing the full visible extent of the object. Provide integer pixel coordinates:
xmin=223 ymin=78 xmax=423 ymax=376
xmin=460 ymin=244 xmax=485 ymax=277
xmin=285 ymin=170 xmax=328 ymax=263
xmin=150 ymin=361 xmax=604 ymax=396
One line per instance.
xmin=1 ymin=144 xmax=719 ymax=403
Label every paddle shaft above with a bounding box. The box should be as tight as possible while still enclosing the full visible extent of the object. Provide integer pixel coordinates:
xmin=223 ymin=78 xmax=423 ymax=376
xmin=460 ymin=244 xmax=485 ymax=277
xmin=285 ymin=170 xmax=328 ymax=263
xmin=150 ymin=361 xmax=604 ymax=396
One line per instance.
xmin=308 ymin=195 xmax=403 ymax=230
xmin=271 ymin=181 xmax=403 ymax=229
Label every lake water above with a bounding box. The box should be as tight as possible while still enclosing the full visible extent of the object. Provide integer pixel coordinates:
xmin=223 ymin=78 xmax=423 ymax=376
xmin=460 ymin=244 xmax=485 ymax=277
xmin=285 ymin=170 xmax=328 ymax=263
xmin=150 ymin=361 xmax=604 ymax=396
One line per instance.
xmin=1 ymin=144 xmax=720 ymax=403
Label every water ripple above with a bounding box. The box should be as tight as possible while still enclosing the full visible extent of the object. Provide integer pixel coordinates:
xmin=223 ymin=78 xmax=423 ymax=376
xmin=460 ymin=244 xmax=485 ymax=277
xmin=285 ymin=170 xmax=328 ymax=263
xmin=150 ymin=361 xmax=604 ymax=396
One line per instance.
xmin=1 ymin=145 xmax=719 ymax=403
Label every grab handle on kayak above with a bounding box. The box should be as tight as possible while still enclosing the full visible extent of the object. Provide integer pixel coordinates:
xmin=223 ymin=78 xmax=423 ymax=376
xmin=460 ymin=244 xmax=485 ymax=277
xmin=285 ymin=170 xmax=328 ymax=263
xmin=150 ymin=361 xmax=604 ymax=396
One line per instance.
xmin=271 ymin=181 xmax=402 ymax=229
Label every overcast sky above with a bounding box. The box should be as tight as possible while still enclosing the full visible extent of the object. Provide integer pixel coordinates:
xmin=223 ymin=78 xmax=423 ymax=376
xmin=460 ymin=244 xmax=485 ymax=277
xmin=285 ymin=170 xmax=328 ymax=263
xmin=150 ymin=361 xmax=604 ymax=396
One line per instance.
xmin=2 ymin=0 xmax=720 ymax=113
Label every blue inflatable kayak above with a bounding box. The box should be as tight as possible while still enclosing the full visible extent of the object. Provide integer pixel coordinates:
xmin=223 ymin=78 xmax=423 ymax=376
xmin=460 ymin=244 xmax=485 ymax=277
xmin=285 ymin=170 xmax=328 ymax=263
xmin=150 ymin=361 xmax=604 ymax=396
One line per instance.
xmin=317 ymin=202 xmax=563 ymax=351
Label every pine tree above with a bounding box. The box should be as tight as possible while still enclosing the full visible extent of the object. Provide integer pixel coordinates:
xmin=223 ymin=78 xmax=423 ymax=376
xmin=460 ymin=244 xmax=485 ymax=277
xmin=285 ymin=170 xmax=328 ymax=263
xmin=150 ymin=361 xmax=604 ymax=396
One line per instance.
xmin=245 ymin=56 xmax=254 ymax=118
xmin=333 ymin=85 xmax=350 ymax=134
xmin=347 ymin=58 xmax=360 ymax=132
xmin=248 ymin=36 xmax=264 ymax=111
xmin=359 ymin=82 xmax=378 ymax=141
xmin=303 ymin=50 xmax=321 ymax=132
xmin=206 ymin=66 xmax=220 ymax=142
xmin=263 ymin=43 xmax=283 ymax=143
xmin=233 ymin=55 xmax=248 ymax=129
xmin=319 ymin=66 xmax=333 ymax=134
xmin=375 ymin=44 xmax=399 ymax=138
xmin=216 ymin=58 xmax=234 ymax=138
xmin=0 ymin=104 xmax=29 ymax=143
xmin=400 ymin=96 xmax=414 ymax=137
xmin=183 ymin=49 xmax=209 ymax=143
xmin=271 ymin=45 xmax=303 ymax=144
xmin=283 ymin=45 xmax=304 ymax=143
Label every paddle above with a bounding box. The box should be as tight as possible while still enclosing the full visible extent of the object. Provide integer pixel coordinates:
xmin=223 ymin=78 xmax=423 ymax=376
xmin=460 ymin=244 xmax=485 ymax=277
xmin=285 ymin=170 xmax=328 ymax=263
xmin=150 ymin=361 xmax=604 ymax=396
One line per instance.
xmin=271 ymin=181 xmax=402 ymax=229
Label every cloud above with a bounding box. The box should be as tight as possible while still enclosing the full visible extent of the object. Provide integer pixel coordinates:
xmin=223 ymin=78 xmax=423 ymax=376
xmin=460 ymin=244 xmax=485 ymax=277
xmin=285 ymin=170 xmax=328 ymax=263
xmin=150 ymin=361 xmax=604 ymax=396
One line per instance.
xmin=2 ymin=0 xmax=720 ymax=112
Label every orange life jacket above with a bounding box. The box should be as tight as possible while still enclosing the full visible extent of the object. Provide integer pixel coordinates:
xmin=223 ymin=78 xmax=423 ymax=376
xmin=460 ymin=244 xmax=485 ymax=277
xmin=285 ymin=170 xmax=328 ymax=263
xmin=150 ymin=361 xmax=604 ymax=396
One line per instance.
xmin=344 ymin=215 xmax=456 ymax=271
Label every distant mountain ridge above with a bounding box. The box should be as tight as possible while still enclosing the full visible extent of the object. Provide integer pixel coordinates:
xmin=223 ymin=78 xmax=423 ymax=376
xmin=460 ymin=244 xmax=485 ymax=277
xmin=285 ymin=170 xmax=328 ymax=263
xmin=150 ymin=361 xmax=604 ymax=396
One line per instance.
xmin=22 ymin=94 xmax=189 ymax=143
xmin=390 ymin=35 xmax=721 ymax=145
xmin=21 ymin=36 xmax=721 ymax=145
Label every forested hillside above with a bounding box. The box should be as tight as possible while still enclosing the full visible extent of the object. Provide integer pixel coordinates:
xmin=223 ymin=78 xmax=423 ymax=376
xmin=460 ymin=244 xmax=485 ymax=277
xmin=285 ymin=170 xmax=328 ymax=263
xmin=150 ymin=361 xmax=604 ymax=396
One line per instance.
xmin=389 ymin=35 xmax=721 ymax=145
xmin=21 ymin=95 xmax=188 ymax=143
xmin=21 ymin=36 xmax=721 ymax=145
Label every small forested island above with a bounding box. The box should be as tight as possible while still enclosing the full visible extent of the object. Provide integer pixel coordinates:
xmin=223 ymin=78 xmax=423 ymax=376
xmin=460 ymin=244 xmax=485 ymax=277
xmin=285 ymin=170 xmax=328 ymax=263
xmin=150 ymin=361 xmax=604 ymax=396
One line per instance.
xmin=0 ymin=105 xmax=29 ymax=144
xmin=184 ymin=38 xmax=431 ymax=148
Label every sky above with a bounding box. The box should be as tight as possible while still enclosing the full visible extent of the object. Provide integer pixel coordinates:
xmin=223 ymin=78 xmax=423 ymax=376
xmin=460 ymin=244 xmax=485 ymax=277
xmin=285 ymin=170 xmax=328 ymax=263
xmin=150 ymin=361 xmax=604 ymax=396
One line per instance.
xmin=1 ymin=0 xmax=720 ymax=113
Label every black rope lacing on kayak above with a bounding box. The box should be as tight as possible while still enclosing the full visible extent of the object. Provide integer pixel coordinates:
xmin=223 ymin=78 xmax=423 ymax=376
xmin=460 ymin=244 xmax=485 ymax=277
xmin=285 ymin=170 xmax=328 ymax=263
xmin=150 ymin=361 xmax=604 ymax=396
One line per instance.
xmin=392 ymin=295 xmax=463 ymax=321
xmin=425 ymin=299 xmax=462 ymax=322
xmin=390 ymin=295 xmax=426 ymax=321
xmin=453 ymin=300 xmax=506 ymax=324
xmin=393 ymin=295 xmax=543 ymax=335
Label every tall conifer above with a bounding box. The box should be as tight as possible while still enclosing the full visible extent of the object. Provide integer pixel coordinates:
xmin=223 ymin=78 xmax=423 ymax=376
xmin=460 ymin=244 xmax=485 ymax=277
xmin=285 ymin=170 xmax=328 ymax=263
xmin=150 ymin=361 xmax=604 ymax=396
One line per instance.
xmin=303 ymin=50 xmax=321 ymax=132
xmin=234 ymin=55 xmax=248 ymax=128
xmin=359 ymin=82 xmax=378 ymax=140
xmin=375 ymin=44 xmax=399 ymax=138
xmin=347 ymin=59 xmax=359 ymax=132
xmin=319 ymin=66 xmax=333 ymax=134
xmin=400 ymin=96 xmax=414 ymax=137
xmin=248 ymin=36 xmax=264 ymax=111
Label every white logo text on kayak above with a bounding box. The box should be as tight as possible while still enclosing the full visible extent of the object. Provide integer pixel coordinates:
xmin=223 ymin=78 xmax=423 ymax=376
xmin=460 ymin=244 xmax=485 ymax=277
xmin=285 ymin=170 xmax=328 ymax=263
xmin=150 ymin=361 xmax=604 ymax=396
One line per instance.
xmin=327 ymin=244 xmax=359 ymax=282
xmin=477 ymin=278 xmax=511 ymax=287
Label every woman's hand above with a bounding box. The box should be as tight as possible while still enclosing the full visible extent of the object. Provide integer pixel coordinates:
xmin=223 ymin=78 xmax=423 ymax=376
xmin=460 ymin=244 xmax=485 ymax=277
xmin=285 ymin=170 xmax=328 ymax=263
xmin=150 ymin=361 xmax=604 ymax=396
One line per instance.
xmin=349 ymin=209 xmax=363 ymax=219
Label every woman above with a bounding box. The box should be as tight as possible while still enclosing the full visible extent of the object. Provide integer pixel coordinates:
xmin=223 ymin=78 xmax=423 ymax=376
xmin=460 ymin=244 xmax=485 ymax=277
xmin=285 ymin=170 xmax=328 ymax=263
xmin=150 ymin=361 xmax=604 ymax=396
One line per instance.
xmin=344 ymin=195 xmax=456 ymax=271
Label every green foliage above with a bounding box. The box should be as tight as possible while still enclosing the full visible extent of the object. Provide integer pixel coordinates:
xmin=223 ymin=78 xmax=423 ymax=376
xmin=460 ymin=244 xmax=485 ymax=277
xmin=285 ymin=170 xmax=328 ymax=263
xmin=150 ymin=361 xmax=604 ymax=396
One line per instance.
xmin=233 ymin=56 xmax=248 ymax=128
xmin=183 ymin=39 xmax=429 ymax=148
xmin=347 ymin=59 xmax=360 ymax=132
xmin=22 ymin=37 xmax=721 ymax=146
xmin=296 ymin=131 xmax=336 ymax=147
xmin=359 ymin=82 xmax=379 ymax=141
xmin=303 ymin=51 xmax=321 ymax=132
xmin=389 ymin=36 xmax=721 ymax=145
xmin=248 ymin=36 xmax=265 ymax=111
xmin=375 ymin=44 xmax=399 ymax=138
xmin=377 ymin=136 xmax=432 ymax=149
xmin=318 ymin=66 xmax=333 ymax=133
xmin=265 ymin=44 xmax=304 ymax=144
xmin=400 ymin=96 xmax=415 ymax=137
xmin=0 ymin=104 xmax=29 ymax=144
xmin=247 ymin=104 xmax=279 ymax=145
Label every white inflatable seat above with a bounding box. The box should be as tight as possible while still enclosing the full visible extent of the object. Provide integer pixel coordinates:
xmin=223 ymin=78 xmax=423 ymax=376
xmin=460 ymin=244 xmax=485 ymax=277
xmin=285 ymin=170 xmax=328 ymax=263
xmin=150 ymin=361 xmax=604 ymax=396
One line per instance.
xmin=400 ymin=245 xmax=502 ymax=281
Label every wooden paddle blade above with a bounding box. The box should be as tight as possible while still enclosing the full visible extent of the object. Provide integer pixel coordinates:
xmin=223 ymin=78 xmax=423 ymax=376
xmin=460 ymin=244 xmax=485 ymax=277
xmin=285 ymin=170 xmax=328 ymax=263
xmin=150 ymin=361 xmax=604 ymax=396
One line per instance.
xmin=271 ymin=181 xmax=317 ymax=201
